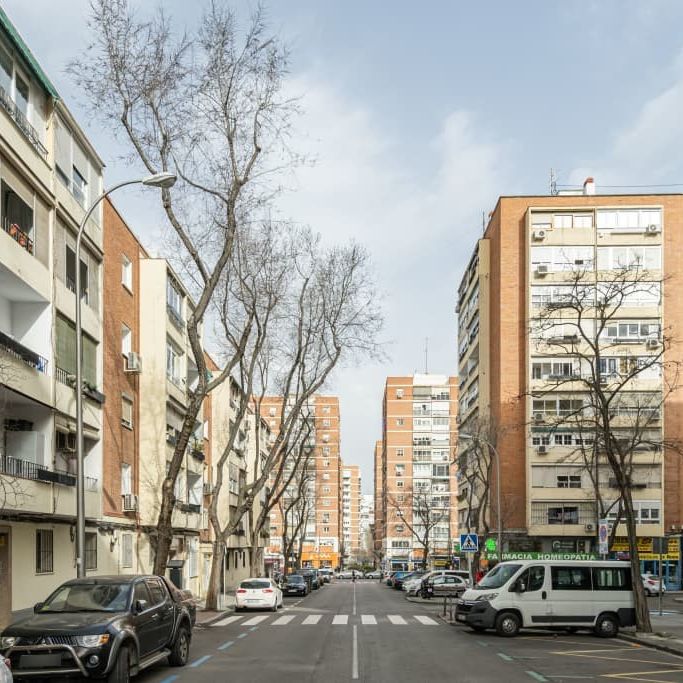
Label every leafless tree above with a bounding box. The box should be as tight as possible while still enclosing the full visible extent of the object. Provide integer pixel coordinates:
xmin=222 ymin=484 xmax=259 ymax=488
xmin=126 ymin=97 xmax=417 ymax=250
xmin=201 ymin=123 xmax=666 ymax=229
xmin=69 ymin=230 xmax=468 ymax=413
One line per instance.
xmin=388 ymin=488 xmax=449 ymax=571
xmin=528 ymin=262 xmax=682 ymax=632
xmin=70 ymin=0 xmax=303 ymax=574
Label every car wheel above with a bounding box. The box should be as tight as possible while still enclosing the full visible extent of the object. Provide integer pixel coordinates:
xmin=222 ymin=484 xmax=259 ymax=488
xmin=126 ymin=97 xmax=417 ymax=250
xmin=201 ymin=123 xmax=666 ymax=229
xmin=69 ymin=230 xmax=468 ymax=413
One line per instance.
xmin=107 ymin=644 xmax=131 ymax=683
xmin=495 ymin=611 xmax=521 ymax=638
xmin=594 ymin=613 xmax=619 ymax=638
xmin=169 ymin=625 xmax=191 ymax=667
xmin=235 ymin=606 xmax=242 ymax=613
xmin=271 ymin=602 xmax=278 ymax=612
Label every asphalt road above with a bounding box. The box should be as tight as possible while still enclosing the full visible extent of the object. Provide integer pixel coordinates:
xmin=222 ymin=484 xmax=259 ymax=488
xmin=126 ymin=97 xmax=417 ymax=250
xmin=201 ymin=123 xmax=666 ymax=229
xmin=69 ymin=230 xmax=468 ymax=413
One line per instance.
xmin=133 ymin=580 xmax=683 ymax=683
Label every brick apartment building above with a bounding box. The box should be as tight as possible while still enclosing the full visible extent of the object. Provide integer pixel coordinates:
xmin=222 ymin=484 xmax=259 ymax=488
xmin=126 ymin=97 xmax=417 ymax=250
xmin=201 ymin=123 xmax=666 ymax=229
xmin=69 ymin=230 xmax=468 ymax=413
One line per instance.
xmin=264 ymin=395 xmax=343 ymax=570
xmin=455 ymin=182 xmax=683 ymax=585
xmin=376 ymin=374 xmax=459 ymax=572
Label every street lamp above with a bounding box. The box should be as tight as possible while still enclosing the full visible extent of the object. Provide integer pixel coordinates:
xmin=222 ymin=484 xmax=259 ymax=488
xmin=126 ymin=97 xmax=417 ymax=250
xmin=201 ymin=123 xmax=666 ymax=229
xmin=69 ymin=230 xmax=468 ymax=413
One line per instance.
xmin=458 ymin=433 xmax=502 ymax=563
xmin=74 ymin=171 xmax=177 ymax=578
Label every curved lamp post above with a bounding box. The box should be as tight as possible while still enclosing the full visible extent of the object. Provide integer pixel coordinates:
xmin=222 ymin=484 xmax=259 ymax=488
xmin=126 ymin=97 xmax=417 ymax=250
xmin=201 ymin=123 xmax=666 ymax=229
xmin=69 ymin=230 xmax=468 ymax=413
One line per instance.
xmin=458 ymin=432 xmax=502 ymax=562
xmin=74 ymin=171 xmax=176 ymax=578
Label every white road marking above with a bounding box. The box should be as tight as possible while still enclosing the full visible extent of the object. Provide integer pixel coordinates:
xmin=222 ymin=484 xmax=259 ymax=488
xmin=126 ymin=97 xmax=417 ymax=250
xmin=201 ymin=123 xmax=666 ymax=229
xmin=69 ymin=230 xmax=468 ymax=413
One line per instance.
xmin=352 ymin=624 xmax=359 ymax=679
xmin=302 ymin=615 xmax=322 ymax=625
xmin=413 ymin=615 xmax=438 ymax=625
xmin=241 ymin=615 xmax=270 ymax=626
xmin=272 ymin=615 xmax=295 ymax=625
xmin=361 ymin=615 xmax=377 ymax=625
xmin=387 ymin=615 xmax=407 ymax=625
xmin=333 ymin=615 xmax=349 ymax=625
xmin=212 ymin=615 xmax=243 ymax=627
xmin=353 ymin=582 xmax=357 ymax=615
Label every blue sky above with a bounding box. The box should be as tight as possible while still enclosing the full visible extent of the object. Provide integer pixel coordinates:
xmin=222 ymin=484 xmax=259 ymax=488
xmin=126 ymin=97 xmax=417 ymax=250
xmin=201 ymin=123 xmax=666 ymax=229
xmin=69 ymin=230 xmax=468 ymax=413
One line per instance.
xmin=6 ymin=0 xmax=683 ymax=492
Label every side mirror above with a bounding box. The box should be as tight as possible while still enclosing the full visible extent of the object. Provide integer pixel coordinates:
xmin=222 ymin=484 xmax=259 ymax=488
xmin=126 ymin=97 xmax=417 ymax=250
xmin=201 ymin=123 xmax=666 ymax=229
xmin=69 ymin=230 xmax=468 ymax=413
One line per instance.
xmin=33 ymin=602 xmax=44 ymax=613
xmin=516 ymin=581 xmax=527 ymax=593
xmin=134 ymin=599 xmax=148 ymax=614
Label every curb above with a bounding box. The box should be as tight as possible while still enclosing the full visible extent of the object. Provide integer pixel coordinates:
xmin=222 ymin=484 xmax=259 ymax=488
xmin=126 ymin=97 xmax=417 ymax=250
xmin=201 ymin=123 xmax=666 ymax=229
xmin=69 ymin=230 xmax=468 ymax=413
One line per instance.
xmin=619 ymin=632 xmax=683 ymax=658
xmin=195 ymin=611 xmax=232 ymax=627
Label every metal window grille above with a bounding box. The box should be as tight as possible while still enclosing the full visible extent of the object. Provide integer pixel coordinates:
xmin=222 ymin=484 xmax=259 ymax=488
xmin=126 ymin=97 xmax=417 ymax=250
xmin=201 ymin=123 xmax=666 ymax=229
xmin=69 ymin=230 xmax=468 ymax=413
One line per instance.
xmin=36 ymin=529 xmax=53 ymax=573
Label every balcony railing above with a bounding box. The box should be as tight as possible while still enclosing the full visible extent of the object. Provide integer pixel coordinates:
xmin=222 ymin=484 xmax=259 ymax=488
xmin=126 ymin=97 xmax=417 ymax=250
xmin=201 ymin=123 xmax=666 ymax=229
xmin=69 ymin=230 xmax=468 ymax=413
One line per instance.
xmin=0 ymin=85 xmax=48 ymax=159
xmin=0 ymin=330 xmax=48 ymax=373
xmin=0 ymin=455 xmax=76 ymax=486
xmin=2 ymin=217 xmax=34 ymax=255
xmin=167 ymin=304 xmax=185 ymax=330
xmin=176 ymin=501 xmax=201 ymax=514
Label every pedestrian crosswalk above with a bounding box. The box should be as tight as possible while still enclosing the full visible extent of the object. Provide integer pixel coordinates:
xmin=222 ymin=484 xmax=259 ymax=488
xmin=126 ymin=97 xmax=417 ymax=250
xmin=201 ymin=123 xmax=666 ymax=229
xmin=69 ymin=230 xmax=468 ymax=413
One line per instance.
xmin=211 ymin=613 xmax=441 ymax=628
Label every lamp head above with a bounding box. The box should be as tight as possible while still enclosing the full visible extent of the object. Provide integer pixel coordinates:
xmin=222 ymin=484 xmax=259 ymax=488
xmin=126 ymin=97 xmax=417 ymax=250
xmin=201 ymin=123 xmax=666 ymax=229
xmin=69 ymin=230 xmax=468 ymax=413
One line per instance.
xmin=142 ymin=171 xmax=177 ymax=189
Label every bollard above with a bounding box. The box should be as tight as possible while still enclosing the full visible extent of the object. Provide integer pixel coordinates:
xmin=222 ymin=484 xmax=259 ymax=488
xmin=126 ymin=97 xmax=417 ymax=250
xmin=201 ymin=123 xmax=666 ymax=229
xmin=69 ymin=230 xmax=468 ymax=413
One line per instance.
xmin=443 ymin=596 xmax=447 ymax=617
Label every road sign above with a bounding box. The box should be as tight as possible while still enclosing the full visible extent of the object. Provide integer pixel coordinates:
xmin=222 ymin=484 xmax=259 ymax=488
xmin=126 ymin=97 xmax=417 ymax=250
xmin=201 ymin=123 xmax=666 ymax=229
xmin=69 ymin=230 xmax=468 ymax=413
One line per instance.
xmin=460 ymin=533 xmax=479 ymax=553
xmin=598 ymin=519 xmax=609 ymax=556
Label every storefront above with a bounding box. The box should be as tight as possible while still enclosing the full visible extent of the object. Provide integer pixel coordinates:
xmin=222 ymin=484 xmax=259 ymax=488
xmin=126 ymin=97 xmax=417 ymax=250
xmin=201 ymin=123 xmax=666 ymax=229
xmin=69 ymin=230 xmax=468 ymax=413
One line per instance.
xmin=610 ymin=537 xmax=682 ymax=590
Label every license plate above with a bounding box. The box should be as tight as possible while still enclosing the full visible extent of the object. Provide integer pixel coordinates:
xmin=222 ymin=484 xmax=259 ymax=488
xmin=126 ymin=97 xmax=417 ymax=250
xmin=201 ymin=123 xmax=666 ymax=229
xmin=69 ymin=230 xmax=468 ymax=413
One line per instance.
xmin=20 ymin=653 xmax=63 ymax=668
xmin=246 ymin=599 xmax=260 ymax=603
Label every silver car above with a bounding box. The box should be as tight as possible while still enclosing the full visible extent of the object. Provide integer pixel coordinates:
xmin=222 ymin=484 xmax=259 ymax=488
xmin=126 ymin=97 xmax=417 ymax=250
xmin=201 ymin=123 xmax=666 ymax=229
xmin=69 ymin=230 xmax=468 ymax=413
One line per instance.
xmin=0 ymin=658 xmax=12 ymax=683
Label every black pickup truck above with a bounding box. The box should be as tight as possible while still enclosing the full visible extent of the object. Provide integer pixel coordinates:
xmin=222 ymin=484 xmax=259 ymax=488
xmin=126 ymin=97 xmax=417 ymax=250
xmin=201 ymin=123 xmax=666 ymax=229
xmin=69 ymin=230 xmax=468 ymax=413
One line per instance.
xmin=0 ymin=575 xmax=195 ymax=681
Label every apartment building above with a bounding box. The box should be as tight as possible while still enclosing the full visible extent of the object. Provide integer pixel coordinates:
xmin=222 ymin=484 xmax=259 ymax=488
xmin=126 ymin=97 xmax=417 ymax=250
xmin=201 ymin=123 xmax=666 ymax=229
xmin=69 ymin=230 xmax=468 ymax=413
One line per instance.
xmin=455 ymin=183 xmax=683 ymax=584
xmin=341 ymin=464 xmax=361 ymax=565
xmin=265 ymin=395 xmax=342 ymax=570
xmin=359 ymin=493 xmax=374 ymax=562
xmin=378 ymin=375 xmax=459 ymax=572
xmin=0 ymin=7 xmax=110 ymax=623
xmin=373 ymin=440 xmax=383 ymax=561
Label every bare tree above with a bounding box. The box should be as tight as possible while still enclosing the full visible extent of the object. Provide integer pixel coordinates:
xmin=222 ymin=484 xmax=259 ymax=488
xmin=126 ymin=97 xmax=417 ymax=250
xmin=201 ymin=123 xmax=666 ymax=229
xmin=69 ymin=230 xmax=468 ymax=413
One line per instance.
xmin=529 ymin=262 xmax=681 ymax=632
xmin=388 ymin=488 xmax=449 ymax=571
xmin=70 ymin=0 xmax=301 ymax=575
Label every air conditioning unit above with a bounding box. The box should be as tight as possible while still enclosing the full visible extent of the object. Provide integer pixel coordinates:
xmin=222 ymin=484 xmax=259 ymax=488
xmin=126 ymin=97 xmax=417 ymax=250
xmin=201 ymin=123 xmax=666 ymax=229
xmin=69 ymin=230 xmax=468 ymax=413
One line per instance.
xmin=56 ymin=431 xmax=77 ymax=453
xmin=122 ymin=494 xmax=138 ymax=512
xmin=584 ymin=523 xmax=595 ymax=532
xmin=599 ymin=376 xmax=608 ymax=386
xmin=125 ymin=352 xmax=142 ymax=373
xmin=537 ymin=445 xmax=548 ymax=455
xmin=646 ymin=339 xmax=659 ymax=350
xmin=645 ymin=224 xmax=661 ymax=234
xmin=533 ymin=412 xmax=545 ymax=423
xmin=203 ymin=482 xmax=214 ymax=495
xmin=532 ymin=229 xmax=547 ymax=241
xmin=535 ymin=264 xmax=549 ymax=276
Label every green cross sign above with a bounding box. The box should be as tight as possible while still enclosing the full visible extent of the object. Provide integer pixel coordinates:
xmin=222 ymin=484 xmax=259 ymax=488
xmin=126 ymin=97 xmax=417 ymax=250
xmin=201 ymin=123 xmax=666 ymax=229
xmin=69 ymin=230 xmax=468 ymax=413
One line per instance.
xmin=485 ymin=538 xmax=497 ymax=552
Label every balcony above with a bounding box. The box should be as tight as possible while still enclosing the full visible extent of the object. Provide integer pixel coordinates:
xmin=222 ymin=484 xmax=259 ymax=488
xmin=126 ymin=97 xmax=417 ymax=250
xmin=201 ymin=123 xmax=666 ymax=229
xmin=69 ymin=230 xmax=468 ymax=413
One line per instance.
xmin=0 ymin=455 xmax=75 ymax=486
xmin=0 ymin=329 xmax=48 ymax=373
xmin=176 ymin=501 xmax=201 ymax=514
xmin=2 ymin=217 xmax=34 ymax=255
xmin=167 ymin=304 xmax=185 ymax=331
xmin=189 ymin=441 xmax=205 ymax=462
xmin=0 ymin=85 xmax=48 ymax=159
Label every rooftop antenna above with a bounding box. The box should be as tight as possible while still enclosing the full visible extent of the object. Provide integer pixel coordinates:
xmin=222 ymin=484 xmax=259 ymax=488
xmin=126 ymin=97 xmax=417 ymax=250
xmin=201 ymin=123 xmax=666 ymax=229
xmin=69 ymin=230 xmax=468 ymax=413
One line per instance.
xmin=424 ymin=337 xmax=429 ymax=374
xmin=550 ymin=168 xmax=558 ymax=196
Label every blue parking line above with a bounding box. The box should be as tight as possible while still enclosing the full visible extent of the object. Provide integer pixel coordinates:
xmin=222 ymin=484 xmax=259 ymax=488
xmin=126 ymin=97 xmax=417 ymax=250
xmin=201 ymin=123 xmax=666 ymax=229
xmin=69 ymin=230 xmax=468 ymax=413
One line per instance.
xmin=238 ymin=632 xmax=248 ymax=639
xmin=527 ymin=672 xmax=548 ymax=682
xmin=497 ymin=652 xmax=513 ymax=661
xmin=218 ymin=640 xmax=235 ymax=651
xmin=159 ymin=676 xmax=179 ymax=683
xmin=190 ymin=654 xmax=213 ymax=668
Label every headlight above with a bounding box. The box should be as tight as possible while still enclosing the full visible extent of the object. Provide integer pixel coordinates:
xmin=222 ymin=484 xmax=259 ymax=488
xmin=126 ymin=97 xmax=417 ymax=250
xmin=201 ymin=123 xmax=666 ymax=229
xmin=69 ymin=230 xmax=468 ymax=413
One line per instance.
xmin=0 ymin=636 xmax=17 ymax=648
xmin=75 ymin=634 xmax=110 ymax=648
xmin=476 ymin=593 xmax=498 ymax=602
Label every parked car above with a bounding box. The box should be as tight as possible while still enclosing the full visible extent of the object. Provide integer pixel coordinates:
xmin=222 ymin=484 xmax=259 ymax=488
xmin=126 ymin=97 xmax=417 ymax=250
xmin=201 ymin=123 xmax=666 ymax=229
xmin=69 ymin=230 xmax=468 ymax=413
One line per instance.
xmin=295 ymin=570 xmax=320 ymax=590
xmin=423 ymin=575 xmax=468 ymax=599
xmin=0 ymin=575 xmax=193 ymax=681
xmin=236 ymin=578 xmax=283 ymax=612
xmin=338 ymin=570 xmax=354 ymax=580
xmin=0 ymin=658 xmax=11 ymax=683
xmin=283 ymin=575 xmax=309 ymax=597
xmin=386 ymin=571 xmax=409 ymax=587
xmin=642 ymin=573 xmax=667 ymax=596
xmin=394 ymin=571 xmax=424 ymax=590
xmin=456 ymin=560 xmax=635 ymax=638
xmin=403 ymin=575 xmax=426 ymax=595
xmin=317 ymin=569 xmax=333 ymax=583
xmin=365 ymin=570 xmax=382 ymax=579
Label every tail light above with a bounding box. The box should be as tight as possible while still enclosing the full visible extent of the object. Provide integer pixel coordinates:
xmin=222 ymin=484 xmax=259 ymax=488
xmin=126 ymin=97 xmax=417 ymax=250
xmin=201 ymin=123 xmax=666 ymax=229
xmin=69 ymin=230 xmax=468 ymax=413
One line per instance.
xmin=263 ymin=588 xmax=274 ymax=593
xmin=647 ymin=579 xmax=657 ymax=585
xmin=237 ymin=589 xmax=247 ymax=594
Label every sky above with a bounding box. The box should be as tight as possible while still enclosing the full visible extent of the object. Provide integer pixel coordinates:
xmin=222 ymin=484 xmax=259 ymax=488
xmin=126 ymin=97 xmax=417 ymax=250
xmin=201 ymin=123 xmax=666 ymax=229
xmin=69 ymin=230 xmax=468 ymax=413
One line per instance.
xmin=7 ymin=0 xmax=683 ymax=493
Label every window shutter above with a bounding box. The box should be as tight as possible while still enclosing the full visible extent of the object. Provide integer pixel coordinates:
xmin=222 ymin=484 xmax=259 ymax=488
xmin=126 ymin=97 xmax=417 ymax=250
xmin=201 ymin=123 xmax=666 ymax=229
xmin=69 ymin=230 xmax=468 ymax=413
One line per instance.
xmin=55 ymin=118 xmax=71 ymax=177
xmin=56 ymin=315 xmax=76 ymax=375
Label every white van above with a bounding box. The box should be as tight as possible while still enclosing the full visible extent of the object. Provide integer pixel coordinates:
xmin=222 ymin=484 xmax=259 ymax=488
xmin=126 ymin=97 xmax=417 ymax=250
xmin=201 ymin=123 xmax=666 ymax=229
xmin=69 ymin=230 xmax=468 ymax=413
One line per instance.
xmin=456 ymin=559 xmax=635 ymax=638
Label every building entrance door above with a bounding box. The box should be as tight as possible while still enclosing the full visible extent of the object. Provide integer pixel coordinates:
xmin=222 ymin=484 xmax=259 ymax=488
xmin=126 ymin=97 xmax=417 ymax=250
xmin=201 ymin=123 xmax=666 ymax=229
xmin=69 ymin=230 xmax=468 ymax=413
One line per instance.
xmin=0 ymin=528 xmax=10 ymax=629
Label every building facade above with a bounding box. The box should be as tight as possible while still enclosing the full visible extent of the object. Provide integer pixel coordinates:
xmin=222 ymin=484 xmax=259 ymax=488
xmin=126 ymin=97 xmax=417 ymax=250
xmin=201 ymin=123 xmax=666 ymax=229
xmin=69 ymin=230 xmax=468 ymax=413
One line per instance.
xmin=359 ymin=493 xmax=374 ymax=563
xmin=341 ymin=464 xmax=361 ymax=565
xmin=265 ymin=395 xmax=342 ymax=570
xmin=377 ymin=374 xmax=459 ymax=572
xmin=455 ymin=184 xmax=683 ymax=584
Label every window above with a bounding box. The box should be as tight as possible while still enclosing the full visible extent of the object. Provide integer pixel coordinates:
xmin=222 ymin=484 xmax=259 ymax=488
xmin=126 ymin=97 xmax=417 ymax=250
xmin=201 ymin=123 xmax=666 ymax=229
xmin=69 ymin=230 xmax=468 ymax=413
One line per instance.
xmin=531 ymin=360 xmax=577 ymax=380
xmin=121 ymin=463 xmax=132 ymax=496
xmin=166 ymin=340 xmax=183 ymax=385
xmin=603 ymin=320 xmax=660 ymax=342
xmin=85 ymin=532 xmax=97 ymax=570
xmin=2 ymin=180 xmax=34 ymax=251
xmin=121 ymin=324 xmax=132 ymax=356
xmin=166 ymin=277 xmax=183 ymax=323
xmin=396 ymin=418 xmax=404 ymax=426
xmin=322 ymin=418 xmax=330 ymax=427
xmin=56 ymin=314 xmax=97 ymax=386
xmin=557 ymin=474 xmax=581 ymax=489
xmin=35 ymin=529 xmax=53 ymax=573
xmin=597 ymin=246 xmax=661 ymax=271
xmin=551 ymin=566 xmax=591 ymax=590
xmin=65 ymin=245 xmax=89 ymax=302
xmin=14 ymin=74 xmax=28 ymax=116
xmin=596 ymin=209 xmax=661 ymax=232
xmin=531 ymin=435 xmax=551 ymax=446
xmin=554 ymin=434 xmax=573 ymax=446
xmin=396 ymin=389 xmax=404 ymax=398
xmin=122 ymin=255 xmax=133 ymax=290
xmin=395 ymin=524 xmax=405 ymax=533
xmin=547 ymin=506 xmax=579 ymax=525
xmin=122 ymin=395 xmax=133 ymax=429
xmin=322 ymin=406 xmax=331 ymax=414
xmin=323 ymin=526 xmax=330 ymax=533
xmin=133 ymin=581 xmax=151 ymax=606
xmin=396 ymin=480 xmax=404 ymax=488
xmin=72 ymin=166 xmax=87 ymax=206
xmin=188 ymin=538 xmax=198 ymax=578
xmin=322 ymin=447 xmax=331 ymax=456
xmin=0 ymin=47 xmax=11 ymax=93
xmin=396 ymin=448 xmax=404 ymax=457
xmin=592 ymin=567 xmax=631 ymax=591
xmin=395 ymin=465 xmax=405 ymax=476
xmin=146 ymin=579 xmax=167 ymax=605
xmin=121 ymin=533 xmax=133 ymax=568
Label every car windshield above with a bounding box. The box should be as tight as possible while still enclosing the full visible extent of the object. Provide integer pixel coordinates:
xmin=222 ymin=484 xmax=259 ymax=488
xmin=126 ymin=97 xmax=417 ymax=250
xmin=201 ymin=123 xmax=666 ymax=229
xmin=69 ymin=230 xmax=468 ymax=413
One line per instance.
xmin=39 ymin=582 xmax=131 ymax=613
xmin=287 ymin=576 xmax=304 ymax=583
xmin=241 ymin=580 xmax=271 ymax=589
xmin=476 ymin=564 xmax=523 ymax=590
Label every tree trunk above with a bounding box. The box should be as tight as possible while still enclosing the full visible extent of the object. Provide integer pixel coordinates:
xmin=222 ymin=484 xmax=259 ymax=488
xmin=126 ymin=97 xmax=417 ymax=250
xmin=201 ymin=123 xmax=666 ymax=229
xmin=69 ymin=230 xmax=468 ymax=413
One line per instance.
xmin=204 ymin=539 xmax=225 ymax=611
xmin=623 ymin=490 xmax=652 ymax=632
xmin=250 ymin=546 xmax=263 ymax=577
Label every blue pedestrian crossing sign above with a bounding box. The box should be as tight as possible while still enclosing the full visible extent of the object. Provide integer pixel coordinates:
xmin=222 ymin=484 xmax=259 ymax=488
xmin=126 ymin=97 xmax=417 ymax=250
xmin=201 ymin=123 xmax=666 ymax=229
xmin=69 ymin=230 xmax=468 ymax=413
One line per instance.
xmin=460 ymin=533 xmax=479 ymax=552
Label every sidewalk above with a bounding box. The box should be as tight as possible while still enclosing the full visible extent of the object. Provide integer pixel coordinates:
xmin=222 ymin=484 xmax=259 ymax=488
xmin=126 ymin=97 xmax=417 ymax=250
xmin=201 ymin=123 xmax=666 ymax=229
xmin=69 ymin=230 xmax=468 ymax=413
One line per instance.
xmin=620 ymin=607 xmax=683 ymax=656
xmin=194 ymin=593 xmax=235 ymax=626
